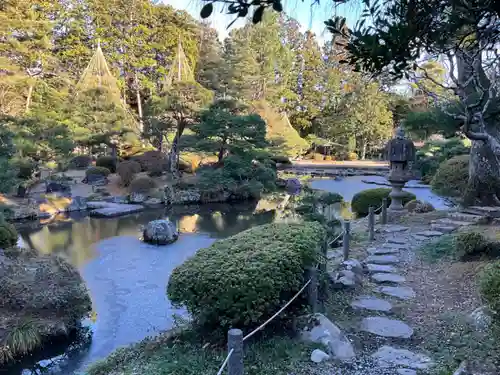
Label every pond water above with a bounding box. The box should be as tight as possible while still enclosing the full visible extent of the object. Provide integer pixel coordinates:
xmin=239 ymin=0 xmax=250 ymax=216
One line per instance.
xmin=8 ymin=176 xmax=447 ymax=374
xmin=10 ymin=201 xmax=276 ymax=375
xmin=310 ymin=175 xmax=451 ymax=210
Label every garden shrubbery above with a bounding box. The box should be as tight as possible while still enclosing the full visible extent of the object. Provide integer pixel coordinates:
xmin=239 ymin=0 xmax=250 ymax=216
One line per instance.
xmin=430 ymin=154 xmax=469 ymax=198
xmin=117 ymin=160 xmax=141 ymax=186
xmin=85 ymin=166 xmax=111 ymax=179
xmin=167 ymin=222 xmax=325 ymax=331
xmin=69 ymin=155 xmax=92 ymax=170
xmin=479 ymin=261 xmax=500 ymax=317
xmin=96 ymin=156 xmax=117 ymax=173
xmin=351 ymin=188 xmax=416 ymax=217
xmin=133 ymin=151 xmax=167 ymax=176
xmin=129 ymin=176 xmax=157 ymax=194
xmin=454 ymin=232 xmax=488 ymax=259
xmin=0 ymin=221 xmax=17 ymax=248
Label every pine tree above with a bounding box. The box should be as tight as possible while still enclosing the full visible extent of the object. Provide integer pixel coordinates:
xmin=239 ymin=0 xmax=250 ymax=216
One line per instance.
xmin=195 ymin=23 xmax=224 ymax=94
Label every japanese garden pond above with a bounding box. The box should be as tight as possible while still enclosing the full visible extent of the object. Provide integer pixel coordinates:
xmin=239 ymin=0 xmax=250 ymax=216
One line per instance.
xmin=8 ymin=176 xmax=448 ymax=374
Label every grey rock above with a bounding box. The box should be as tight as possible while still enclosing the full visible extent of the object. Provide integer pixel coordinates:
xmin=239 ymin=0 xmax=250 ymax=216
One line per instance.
xmin=298 ymin=313 xmax=355 ymax=362
xmin=396 ymin=369 xmax=417 ymax=375
xmin=430 ymin=224 xmax=457 ymax=233
xmin=310 ymin=349 xmax=330 ymax=363
xmin=342 ymin=259 xmax=363 ymax=274
xmin=372 ymin=346 xmax=433 ymax=370
xmin=351 ymin=296 xmax=392 ymax=312
xmin=361 ymin=317 xmax=413 ymax=338
xmin=286 ymin=178 xmax=302 ymax=195
xmin=387 ymin=238 xmax=407 ymax=245
xmin=174 ymin=188 xmax=202 ymax=204
xmin=381 ymin=225 xmax=409 ymax=233
xmin=365 ymin=255 xmax=399 ymax=265
xmin=374 ymin=286 xmax=416 ymax=300
xmin=327 ymin=249 xmax=344 ymax=260
xmin=415 ymin=230 xmax=444 ymax=238
xmin=66 ymin=196 xmax=87 ymax=212
xmin=367 ymin=247 xmax=399 ymax=255
xmin=89 ymin=202 xmax=144 ymax=217
xmin=330 ymin=270 xmax=360 ymax=288
xmin=129 ymin=192 xmax=146 ymax=204
xmin=143 ymin=219 xmax=179 ymax=245
xmin=383 ymin=242 xmax=410 ymax=250
xmin=84 ymin=174 xmax=108 ymax=186
xmin=46 ymin=181 xmax=71 ymax=195
xmin=371 ymin=273 xmax=406 ymax=284
xmin=464 ymin=206 xmax=500 ymax=218
xmin=144 ymin=198 xmax=163 ymax=206
xmin=105 ymin=195 xmax=128 ymax=204
xmin=366 ymin=263 xmax=397 ymax=273
xmin=468 ymin=306 xmax=492 ymax=332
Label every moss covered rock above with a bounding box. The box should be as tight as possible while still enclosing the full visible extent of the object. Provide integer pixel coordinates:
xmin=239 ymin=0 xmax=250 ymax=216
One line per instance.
xmin=0 ymin=248 xmax=91 ymax=364
xmin=431 ymin=154 xmax=469 ymax=198
xmin=351 ymin=188 xmax=416 ymax=217
xmin=167 ymin=222 xmax=325 ymax=330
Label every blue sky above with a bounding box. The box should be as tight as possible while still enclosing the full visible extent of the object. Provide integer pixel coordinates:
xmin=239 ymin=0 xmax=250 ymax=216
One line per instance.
xmin=162 ymin=0 xmax=361 ymax=41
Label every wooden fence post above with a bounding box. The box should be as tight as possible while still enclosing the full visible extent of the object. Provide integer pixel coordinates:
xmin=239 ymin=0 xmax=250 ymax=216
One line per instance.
xmin=369 ymin=206 xmax=375 ymax=241
xmin=342 ymin=221 xmax=351 ymax=261
xmin=228 ymin=329 xmax=244 ymax=375
xmin=307 ymin=267 xmax=318 ymax=313
xmin=381 ymin=198 xmax=388 ymax=224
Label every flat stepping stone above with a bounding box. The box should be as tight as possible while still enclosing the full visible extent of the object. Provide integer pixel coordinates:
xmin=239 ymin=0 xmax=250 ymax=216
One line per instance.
xmin=366 ymin=264 xmax=397 ymax=273
xmin=397 ymin=369 xmax=417 ymax=375
xmin=375 ymin=286 xmax=416 ymax=300
xmin=365 ymin=255 xmax=399 ymax=265
xmin=380 ymin=225 xmax=409 ymax=233
xmin=371 ymin=273 xmax=406 ymax=284
xmin=351 ymin=296 xmax=392 ymax=312
xmin=372 ymin=345 xmax=434 ymax=370
xmin=383 ymin=242 xmax=409 ymax=250
xmin=463 ymin=206 xmax=500 ymax=218
xmin=412 ymin=235 xmax=430 ymax=242
xmin=414 ymin=230 xmax=444 ymax=238
xmin=360 ymin=316 xmax=413 ymax=338
xmin=387 ymin=238 xmax=407 ymax=245
xmin=448 ymin=212 xmax=486 ymax=223
xmin=430 ymin=224 xmax=456 ymax=233
xmin=367 ymin=247 xmax=399 ymax=255
xmin=432 ymin=218 xmax=474 ymax=227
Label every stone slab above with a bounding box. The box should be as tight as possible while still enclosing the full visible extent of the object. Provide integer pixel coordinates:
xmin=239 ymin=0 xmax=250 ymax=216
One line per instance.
xmin=430 ymin=224 xmax=456 ymax=233
xmin=380 ymin=225 xmax=409 ymax=233
xmin=90 ymin=203 xmax=144 ymax=218
xmin=366 ymin=264 xmax=397 ymax=273
xmin=387 ymin=238 xmax=407 ymax=245
xmin=432 ymin=218 xmax=474 ymax=227
xmin=463 ymin=206 xmax=500 ymax=218
xmin=367 ymin=247 xmax=400 ymax=255
xmin=351 ymin=296 xmax=392 ymax=312
xmin=374 ymin=286 xmax=416 ymax=300
xmin=371 ymin=273 xmax=406 ymax=284
xmin=365 ymin=255 xmax=399 ymax=265
xmin=396 ymin=369 xmax=417 ymax=375
xmin=371 ymin=346 xmax=433 ymax=370
xmin=448 ymin=212 xmax=486 ymax=223
xmin=360 ymin=317 xmax=413 ymax=338
xmin=414 ymin=230 xmax=444 ymax=238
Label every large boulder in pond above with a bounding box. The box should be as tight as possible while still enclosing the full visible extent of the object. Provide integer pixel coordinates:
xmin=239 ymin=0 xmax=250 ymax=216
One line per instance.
xmin=46 ymin=181 xmax=71 ymax=196
xmin=286 ymin=178 xmax=302 ymax=195
xmin=143 ymin=219 xmax=179 ymax=245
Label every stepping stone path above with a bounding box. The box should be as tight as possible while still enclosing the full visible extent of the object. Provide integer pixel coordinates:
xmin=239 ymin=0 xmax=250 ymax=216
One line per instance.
xmin=430 ymin=224 xmax=456 ymax=233
xmin=366 ymin=263 xmax=397 ymax=273
xmin=387 ymin=238 xmax=407 ymax=245
xmin=367 ymin=247 xmax=400 ymax=255
xmin=365 ymin=255 xmax=399 ymax=264
xmin=379 ymin=225 xmax=409 ymax=233
xmin=361 ymin=316 xmax=413 ymax=338
xmin=372 ymin=346 xmax=433 ymax=370
xmin=375 ymin=286 xmax=416 ymax=300
xmin=414 ymin=230 xmax=444 ymax=238
xmin=396 ymin=369 xmax=417 ymax=375
xmin=371 ymin=273 xmax=406 ymax=284
xmin=351 ymin=296 xmax=393 ymax=312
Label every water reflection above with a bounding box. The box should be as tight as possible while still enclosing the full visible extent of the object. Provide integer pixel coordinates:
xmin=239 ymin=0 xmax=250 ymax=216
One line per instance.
xmin=12 ymin=201 xmax=277 ymax=374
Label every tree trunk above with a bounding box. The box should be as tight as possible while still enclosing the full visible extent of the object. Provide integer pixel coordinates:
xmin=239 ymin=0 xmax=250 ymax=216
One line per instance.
xmin=25 ymin=83 xmax=34 ymax=113
xmin=135 ymin=72 xmax=143 ymax=134
xmin=360 ymin=139 xmax=367 ymax=160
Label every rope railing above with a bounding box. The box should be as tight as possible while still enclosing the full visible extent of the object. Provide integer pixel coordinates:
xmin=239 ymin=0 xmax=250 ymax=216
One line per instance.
xmin=328 ymin=229 xmax=345 ymax=246
xmin=216 ymin=348 xmax=234 ymax=375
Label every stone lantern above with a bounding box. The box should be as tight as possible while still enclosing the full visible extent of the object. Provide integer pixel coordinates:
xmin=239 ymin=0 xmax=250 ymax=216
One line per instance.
xmin=385 ymin=127 xmax=416 ymax=212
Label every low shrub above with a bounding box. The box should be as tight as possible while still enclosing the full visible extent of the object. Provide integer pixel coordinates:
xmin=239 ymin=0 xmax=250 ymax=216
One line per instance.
xmin=0 ymin=222 xmax=17 ymax=248
xmin=479 ymin=260 xmax=500 ymax=316
xmin=293 ymin=190 xmax=343 ymax=223
xmin=13 ymin=159 xmax=37 ymax=180
xmin=431 ymin=155 xmax=469 ymax=198
xmin=405 ymin=199 xmax=435 ymax=213
xmin=455 ymin=231 xmax=487 ymax=259
xmin=347 ymin=152 xmax=358 ymax=161
xmin=117 ymin=160 xmax=141 ymax=186
xmin=304 ymin=153 xmax=314 ymax=160
xmin=324 ymin=155 xmax=333 ymax=161
xmin=351 ymin=188 xmax=416 ymax=217
xmin=313 ymin=153 xmax=324 ymax=161
xmin=270 ymin=155 xmax=292 ymax=165
xmin=129 ymin=176 xmax=157 ymax=194
xmin=167 ymin=222 xmax=325 ymax=331
xmin=133 ymin=151 xmax=167 ymax=176
xmin=69 ymin=155 xmax=92 ymax=170
xmin=96 ymin=156 xmax=117 ymax=173
xmin=85 ymin=166 xmax=111 ymax=178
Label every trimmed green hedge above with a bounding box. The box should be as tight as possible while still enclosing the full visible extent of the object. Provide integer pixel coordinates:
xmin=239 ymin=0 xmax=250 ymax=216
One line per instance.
xmin=167 ymin=222 xmax=325 ymax=330
xmin=0 ymin=222 xmax=17 ymax=248
xmin=431 ymin=154 xmax=469 ymax=198
xmin=351 ymin=188 xmax=416 ymax=217
xmin=480 ymin=260 xmax=500 ymax=316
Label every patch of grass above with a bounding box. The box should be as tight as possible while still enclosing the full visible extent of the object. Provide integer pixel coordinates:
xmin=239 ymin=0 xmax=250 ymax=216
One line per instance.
xmin=421 ymin=312 xmax=499 ymax=374
xmin=87 ymin=329 xmax=314 ymax=375
xmin=419 ymin=234 xmax=456 ymax=261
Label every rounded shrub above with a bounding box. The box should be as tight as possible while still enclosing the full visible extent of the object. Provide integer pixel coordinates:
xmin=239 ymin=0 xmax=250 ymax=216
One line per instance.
xmin=405 ymin=199 xmax=435 ymax=213
xmin=431 ymin=154 xmax=469 ymax=198
xmin=96 ymin=156 xmax=117 ymax=173
xmin=0 ymin=222 xmax=18 ymax=248
xmin=14 ymin=158 xmax=37 ymax=180
xmin=69 ymin=155 xmax=92 ymax=170
xmin=129 ymin=176 xmax=157 ymax=194
xmin=479 ymin=260 xmax=500 ymax=316
xmin=270 ymin=155 xmax=292 ymax=165
xmin=351 ymin=188 xmax=416 ymax=217
xmin=454 ymin=231 xmax=487 ymax=259
xmin=313 ymin=153 xmax=325 ymax=161
xmin=347 ymin=152 xmax=358 ymax=161
xmin=117 ymin=160 xmax=141 ymax=186
xmin=324 ymin=155 xmax=333 ymax=161
xmin=167 ymin=222 xmax=326 ymax=331
xmin=133 ymin=151 xmax=167 ymax=176
xmin=85 ymin=166 xmax=111 ymax=178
